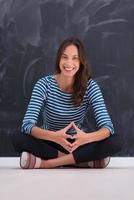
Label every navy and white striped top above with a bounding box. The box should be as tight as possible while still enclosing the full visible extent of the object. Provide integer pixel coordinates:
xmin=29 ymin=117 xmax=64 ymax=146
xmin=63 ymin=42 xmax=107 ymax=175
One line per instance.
xmin=21 ymin=75 xmax=114 ymax=135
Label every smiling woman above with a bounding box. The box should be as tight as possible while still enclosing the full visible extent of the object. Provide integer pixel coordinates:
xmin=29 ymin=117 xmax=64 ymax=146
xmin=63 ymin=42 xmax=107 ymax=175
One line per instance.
xmin=59 ymin=45 xmax=80 ymax=75
xmin=55 ymin=45 xmax=80 ymax=97
xmin=11 ymin=37 xmax=121 ymax=169
xmin=55 ymin=38 xmax=91 ymax=107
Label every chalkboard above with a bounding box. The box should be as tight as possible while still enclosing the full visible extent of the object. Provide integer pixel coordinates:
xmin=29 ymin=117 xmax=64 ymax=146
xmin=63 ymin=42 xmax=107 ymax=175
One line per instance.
xmin=0 ymin=0 xmax=134 ymax=156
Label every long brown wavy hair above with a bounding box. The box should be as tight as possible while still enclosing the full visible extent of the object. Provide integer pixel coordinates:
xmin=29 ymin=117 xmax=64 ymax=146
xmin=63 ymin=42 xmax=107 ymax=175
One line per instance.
xmin=55 ymin=37 xmax=92 ymax=107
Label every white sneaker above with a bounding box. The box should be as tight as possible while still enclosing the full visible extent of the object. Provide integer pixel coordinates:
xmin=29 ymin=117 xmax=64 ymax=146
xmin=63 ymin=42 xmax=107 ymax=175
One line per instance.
xmin=74 ymin=157 xmax=110 ymax=168
xmin=88 ymin=157 xmax=110 ymax=168
xmin=20 ymin=152 xmax=41 ymax=169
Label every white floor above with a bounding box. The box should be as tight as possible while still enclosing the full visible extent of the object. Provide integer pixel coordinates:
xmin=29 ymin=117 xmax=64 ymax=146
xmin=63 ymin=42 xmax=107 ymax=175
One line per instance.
xmin=0 ymin=157 xmax=134 ymax=200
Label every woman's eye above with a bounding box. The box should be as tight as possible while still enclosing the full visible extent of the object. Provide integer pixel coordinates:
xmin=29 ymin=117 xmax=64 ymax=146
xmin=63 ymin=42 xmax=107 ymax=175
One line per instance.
xmin=73 ymin=57 xmax=79 ymax=60
xmin=62 ymin=56 xmax=67 ymax=59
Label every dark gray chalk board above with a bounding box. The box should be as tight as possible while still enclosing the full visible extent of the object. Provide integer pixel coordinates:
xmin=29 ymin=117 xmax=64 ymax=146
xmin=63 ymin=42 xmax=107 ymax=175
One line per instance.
xmin=0 ymin=0 xmax=134 ymax=156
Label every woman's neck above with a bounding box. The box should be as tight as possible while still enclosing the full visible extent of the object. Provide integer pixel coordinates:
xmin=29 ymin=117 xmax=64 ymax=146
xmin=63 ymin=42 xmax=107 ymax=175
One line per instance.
xmin=55 ymin=74 xmax=74 ymax=93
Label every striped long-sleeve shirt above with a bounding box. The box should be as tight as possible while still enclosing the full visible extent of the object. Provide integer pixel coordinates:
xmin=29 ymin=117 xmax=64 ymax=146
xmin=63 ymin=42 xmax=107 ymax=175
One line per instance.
xmin=21 ymin=75 xmax=114 ymax=135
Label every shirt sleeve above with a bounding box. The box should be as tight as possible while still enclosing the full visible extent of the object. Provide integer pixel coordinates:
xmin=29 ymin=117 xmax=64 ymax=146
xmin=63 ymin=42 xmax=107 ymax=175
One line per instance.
xmin=87 ymin=79 xmax=115 ymax=135
xmin=21 ymin=78 xmax=48 ymax=134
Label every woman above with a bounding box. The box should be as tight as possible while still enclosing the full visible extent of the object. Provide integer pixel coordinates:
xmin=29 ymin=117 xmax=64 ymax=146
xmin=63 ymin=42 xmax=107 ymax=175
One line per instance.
xmin=12 ymin=37 xmax=121 ymax=169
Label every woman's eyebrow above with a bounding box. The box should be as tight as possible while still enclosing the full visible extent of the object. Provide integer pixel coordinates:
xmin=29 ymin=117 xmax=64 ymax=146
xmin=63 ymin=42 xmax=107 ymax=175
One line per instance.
xmin=62 ymin=53 xmax=67 ymax=56
xmin=62 ymin=53 xmax=79 ymax=57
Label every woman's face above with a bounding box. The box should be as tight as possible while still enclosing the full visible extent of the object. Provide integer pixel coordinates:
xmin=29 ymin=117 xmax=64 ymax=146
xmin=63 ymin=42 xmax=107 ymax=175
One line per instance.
xmin=59 ymin=44 xmax=80 ymax=78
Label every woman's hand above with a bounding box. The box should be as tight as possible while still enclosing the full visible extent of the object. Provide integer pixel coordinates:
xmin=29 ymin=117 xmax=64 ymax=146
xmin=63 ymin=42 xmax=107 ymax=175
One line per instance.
xmin=71 ymin=122 xmax=89 ymax=152
xmin=52 ymin=122 xmax=74 ymax=153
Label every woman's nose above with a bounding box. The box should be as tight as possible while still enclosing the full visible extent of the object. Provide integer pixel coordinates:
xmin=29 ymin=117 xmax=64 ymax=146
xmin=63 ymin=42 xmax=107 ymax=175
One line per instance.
xmin=66 ymin=59 xmax=73 ymax=66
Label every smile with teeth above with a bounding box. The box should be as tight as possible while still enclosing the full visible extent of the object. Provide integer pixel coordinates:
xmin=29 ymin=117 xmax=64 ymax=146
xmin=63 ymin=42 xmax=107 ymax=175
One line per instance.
xmin=64 ymin=66 xmax=75 ymax=71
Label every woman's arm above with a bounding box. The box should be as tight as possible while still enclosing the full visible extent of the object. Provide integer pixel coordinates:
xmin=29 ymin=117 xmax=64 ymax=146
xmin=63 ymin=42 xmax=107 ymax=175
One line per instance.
xmin=71 ymin=123 xmax=110 ymax=152
xmin=71 ymin=79 xmax=114 ymax=151
xmin=31 ymin=124 xmax=74 ymax=152
xmin=21 ymin=78 xmax=48 ymax=134
xmin=86 ymin=127 xmax=110 ymax=143
xmin=21 ymin=78 xmax=60 ymax=142
xmin=88 ymin=79 xmax=115 ymax=135
xmin=31 ymin=126 xmax=55 ymax=140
